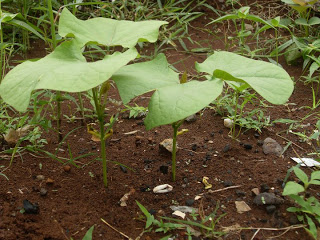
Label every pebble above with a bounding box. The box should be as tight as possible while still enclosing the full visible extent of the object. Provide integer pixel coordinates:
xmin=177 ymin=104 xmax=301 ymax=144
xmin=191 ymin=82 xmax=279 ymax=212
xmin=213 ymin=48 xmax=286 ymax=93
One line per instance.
xmin=243 ymin=143 xmax=252 ymax=150
xmin=260 ymin=183 xmax=270 ymax=193
xmin=266 ymin=205 xmax=277 ymax=214
xmin=159 ymin=165 xmax=168 ymax=174
xmin=253 ymin=193 xmax=284 ymax=205
xmin=39 ymin=188 xmax=47 ymax=196
xmin=223 ymin=180 xmax=233 ymax=187
xmin=262 ymin=138 xmax=283 ymax=156
xmin=36 ymin=175 xmax=45 ymax=181
xmin=223 ymin=144 xmax=231 ymax=153
xmin=23 ymin=200 xmax=39 ymax=214
xmin=254 ymin=132 xmax=260 ymax=138
xmin=46 ymin=178 xmax=54 ymax=185
xmin=251 ymin=188 xmax=260 ymax=196
xmin=63 ymin=165 xmax=71 ymax=172
xmin=236 ymin=190 xmax=246 ymax=197
xmin=120 ymin=165 xmax=127 ymax=173
xmin=185 ymin=114 xmax=197 ymax=123
xmin=185 ymin=199 xmax=195 ymax=206
xmin=191 ymin=144 xmax=197 ymax=151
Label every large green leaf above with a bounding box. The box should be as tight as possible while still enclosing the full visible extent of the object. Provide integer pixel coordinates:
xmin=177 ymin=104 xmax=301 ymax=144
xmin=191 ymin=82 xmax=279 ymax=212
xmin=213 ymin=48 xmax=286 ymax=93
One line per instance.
xmin=0 ymin=40 xmax=138 ymax=112
xmin=58 ymin=8 xmax=167 ymax=48
xmin=195 ymin=51 xmax=293 ymax=104
xmin=144 ymin=79 xmax=223 ymax=130
xmin=112 ymin=54 xmax=179 ymax=104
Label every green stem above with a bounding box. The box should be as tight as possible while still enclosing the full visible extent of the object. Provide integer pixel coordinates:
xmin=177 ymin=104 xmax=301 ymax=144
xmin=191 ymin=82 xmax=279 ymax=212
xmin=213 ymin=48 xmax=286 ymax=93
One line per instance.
xmin=171 ymin=124 xmax=178 ymax=182
xmin=0 ymin=2 xmax=4 ymax=83
xmin=275 ymin=29 xmax=278 ymax=65
xmin=47 ymin=0 xmax=56 ymax=50
xmin=92 ymin=88 xmax=108 ymax=188
xmin=232 ymin=91 xmax=239 ymax=139
xmin=78 ymin=92 xmax=85 ymax=125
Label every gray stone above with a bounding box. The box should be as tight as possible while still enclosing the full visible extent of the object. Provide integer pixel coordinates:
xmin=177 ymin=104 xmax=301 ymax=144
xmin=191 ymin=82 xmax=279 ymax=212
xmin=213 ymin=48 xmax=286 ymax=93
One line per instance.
xmin=253 ymin=193 xmax=284 ymax=205
xmin=185 ymin=114 xmax=197 ymax=123
xmin=262 ymin=138 xmax=283 ymax=156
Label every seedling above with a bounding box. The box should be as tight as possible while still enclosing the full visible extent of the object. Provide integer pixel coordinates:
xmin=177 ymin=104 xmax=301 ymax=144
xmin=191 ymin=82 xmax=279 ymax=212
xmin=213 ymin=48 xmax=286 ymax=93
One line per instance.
xmin=283 ymin=166 xmax=320 ymax=239
xmin=144 ymin=51 xmax=293 ymax=180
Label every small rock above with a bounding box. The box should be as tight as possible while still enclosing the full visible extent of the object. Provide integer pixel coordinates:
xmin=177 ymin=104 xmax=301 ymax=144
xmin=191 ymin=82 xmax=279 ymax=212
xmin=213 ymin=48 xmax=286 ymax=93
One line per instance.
xmin=159 ymin=138 xmax=176 ymax=153
xmin=251 ymin=188 xmax=260 ymax=196
xmin=210 ymin=131 xmax=215 ymax=137
xmin=23 ymin=200 xmax=39 ymax=214
xmin=223 ymin=180 xmax=233 ymax=187
xmin=39 ymin=188 xmax=47 ymax=196
xmin=262 ymin=138 xmax=283 ymax=156
xmin=235 ymin=201 xmax=251 ymax=214
xmin=46 ymin=178 xmax=54 ymax=185
xmin=148 ymin=209 xmax=156 ymax=215
xmin=236 ymin=190 xmax=246 ymax=197
xmin=185 ymin=114 xmax=197 ymax=123
xmin=191 ymin=144 xmax=197 ymax=151
xmin=185 ymin=199 xmax=195 ymax=206
xmin=266 ymin=205 xmax=277 ymax=214
xmin=120 ymin=165 xmax=127 ymax=173
xmin=159 ymin=165 xmax=168 ymax=174
xmin=289 ymin=215 xmax=300 ymax=225
xmin=260 ymin=184 xmax=270 ymax=193
xmin=223 ymin=144 xmax=231 ymax=153
xmin=254 ymin=132 xmax=260 ymax=138
xmin=63 ymin=165 xmax=71 ymax=172
xmin=257 ymin=140 xmax=264 ymax=146
xmin=36 ymin=175 xmax=45 ymax=181
xmin=253 ymin=193 xmax=284 ymax=205
xmin=243 ymin=144 xmax=252 ymax=150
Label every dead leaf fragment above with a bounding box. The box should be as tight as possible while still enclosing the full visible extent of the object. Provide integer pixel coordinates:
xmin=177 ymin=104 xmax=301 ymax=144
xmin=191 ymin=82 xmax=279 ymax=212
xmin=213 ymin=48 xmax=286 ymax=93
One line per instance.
xmin=4 ymin=125 xmax=31 ymax=145
xmin=235 ymin=201 xmax=251 ymax=214
xmin=119 ymin=188 xmax=135 ymax=207
xmin=172 ymin=210 xmax=186 ymax=219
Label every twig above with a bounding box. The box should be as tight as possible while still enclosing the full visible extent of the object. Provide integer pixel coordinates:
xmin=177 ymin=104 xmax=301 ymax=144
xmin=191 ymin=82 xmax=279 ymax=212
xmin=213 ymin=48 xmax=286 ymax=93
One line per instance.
xmin=101 ymin=218 xmax=133 ymax=240
xmin=276 ymin=133 xmax=305 ymax=150
xmin=207 ymin=185 xmax=242 ymax=194
xmin=250 ymin=229 xmax=260 ymax=240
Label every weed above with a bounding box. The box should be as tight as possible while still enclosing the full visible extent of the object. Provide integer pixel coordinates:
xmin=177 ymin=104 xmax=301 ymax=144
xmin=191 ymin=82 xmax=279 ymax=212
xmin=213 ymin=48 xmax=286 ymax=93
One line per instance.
xmin=283 ymin=166 xmax=320 ymax=239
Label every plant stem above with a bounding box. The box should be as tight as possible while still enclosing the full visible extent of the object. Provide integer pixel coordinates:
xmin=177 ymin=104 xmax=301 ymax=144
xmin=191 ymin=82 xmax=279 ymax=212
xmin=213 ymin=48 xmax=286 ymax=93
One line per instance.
xmin=275 ymin=29 xmax=278 ymax=65
xmin=171 ymin=124 xmax=178 ymax=182
xmin=48 ymin=0 xmax=62 ymax=140
xmin=78 ymin=92 xmax=85 ymax=125
xmin=92 ymin=88 xmax=108 ymax=188
xmin=232 ymin=91 xmax=239 ymax=139
xmin=0 ymin=2 xmax=4 ymax=83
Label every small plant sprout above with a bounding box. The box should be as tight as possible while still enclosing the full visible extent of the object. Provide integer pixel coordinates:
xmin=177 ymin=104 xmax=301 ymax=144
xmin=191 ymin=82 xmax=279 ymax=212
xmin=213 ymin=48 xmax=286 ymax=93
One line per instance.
xmin=283 ymin=166 xmax=320 ymax=239
xmin=144 ymin=51 xmax=293 ymax=180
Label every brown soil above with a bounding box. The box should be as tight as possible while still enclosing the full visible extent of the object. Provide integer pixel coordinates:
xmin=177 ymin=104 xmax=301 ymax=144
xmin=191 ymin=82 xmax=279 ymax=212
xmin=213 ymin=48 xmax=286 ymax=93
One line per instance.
xmin=1 ymin=1 xmax=319 ymax=240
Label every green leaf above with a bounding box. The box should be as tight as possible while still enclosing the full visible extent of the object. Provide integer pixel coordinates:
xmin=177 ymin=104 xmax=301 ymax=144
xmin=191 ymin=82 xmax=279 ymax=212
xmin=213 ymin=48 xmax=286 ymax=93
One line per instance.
xmin=112 ymin=54 xmax=179 ymax=104
xmin=311 ymin=171 xmax=320 ymax=181
xmin=144 ymin=79 xmax=223 ymax=130
xmin=0 ymin=40 xmax=138 ymax=112
xmin=8 ymin=19 xmax=45 ymax=40
xmin=58 ymin=8 xmax=168 ymax=48
xmin=82 ymin=225 xmax=94 ymax=240
xmin=309 ymin=17 xmax=320 ymax=25
xmin=207 ymin=14 xmax=238 ymax=25
xmin=238 ymin=6 xmax=250 ymax=18
xmin=295 ymin=17 xmax=308 ymax=25
xmin=293 ymin=167 xmax=309 ymax=185
xmin=282 ymin=181 xmax=305 ymax=195
xmin=195 ymin=51 xmax=293 ymax=104
xmin=309 ymin=180 xmax=320 ymax=185
xmin=305 ymin=215 xmax=318 ymax=240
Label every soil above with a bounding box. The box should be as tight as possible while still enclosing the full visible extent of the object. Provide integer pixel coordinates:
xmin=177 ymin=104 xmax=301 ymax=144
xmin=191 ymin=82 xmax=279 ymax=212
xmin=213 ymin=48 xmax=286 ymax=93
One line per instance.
xmin=1 ymin=1 xmax=319 ymax=240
